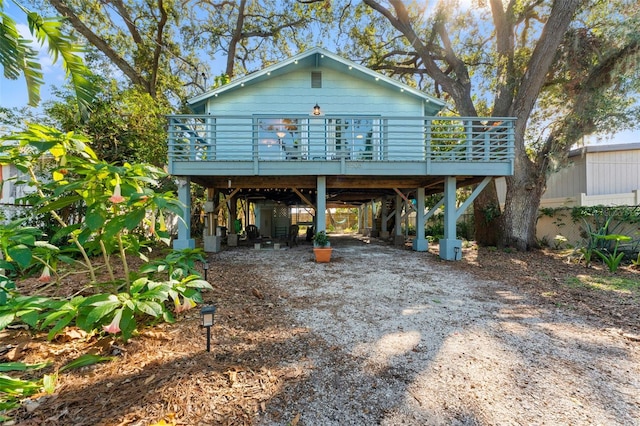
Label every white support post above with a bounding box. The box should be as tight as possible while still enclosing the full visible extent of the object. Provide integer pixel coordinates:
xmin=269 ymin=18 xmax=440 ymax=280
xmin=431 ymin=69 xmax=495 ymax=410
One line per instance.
xmin=412 ymin=187 xmax=428 ymax=251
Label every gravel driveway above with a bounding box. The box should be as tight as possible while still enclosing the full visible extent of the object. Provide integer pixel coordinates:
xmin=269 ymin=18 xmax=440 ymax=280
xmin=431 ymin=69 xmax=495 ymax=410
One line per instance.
xmin=247 ymin=235 xmax=640 ymax=425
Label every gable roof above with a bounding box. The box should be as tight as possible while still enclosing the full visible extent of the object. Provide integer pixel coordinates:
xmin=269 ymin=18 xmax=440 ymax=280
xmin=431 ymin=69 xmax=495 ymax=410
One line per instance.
xmin=188 ymin=47 xmax=445 ymax=114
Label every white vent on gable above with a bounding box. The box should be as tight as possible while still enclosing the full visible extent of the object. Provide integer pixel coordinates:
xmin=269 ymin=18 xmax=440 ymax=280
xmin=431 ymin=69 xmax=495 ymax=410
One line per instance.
xmin=311 ymin=71 xmax=322 ymax=88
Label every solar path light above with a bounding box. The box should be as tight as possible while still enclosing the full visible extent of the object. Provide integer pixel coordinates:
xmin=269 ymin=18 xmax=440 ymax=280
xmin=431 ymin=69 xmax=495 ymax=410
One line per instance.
xmin=200 ymin=305 xmax=216 ymax=352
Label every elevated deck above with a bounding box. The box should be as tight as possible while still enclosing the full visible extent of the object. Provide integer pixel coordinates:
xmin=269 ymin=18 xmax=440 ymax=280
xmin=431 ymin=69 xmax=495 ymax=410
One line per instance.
xmin=167 ymin=115 xmax=515 ymax=181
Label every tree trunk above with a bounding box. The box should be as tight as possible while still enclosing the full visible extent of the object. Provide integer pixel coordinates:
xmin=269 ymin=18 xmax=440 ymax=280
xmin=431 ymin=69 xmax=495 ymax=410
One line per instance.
xmin=473 ymin=181 xmax=500 ymax=246
xmin=500 ymin=156 xmax=546 ymax=250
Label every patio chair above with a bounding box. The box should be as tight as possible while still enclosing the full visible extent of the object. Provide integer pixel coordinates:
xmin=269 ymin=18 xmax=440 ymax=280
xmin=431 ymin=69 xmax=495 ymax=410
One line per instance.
xmin=288 ymin=225 xmax=299 ymax=247
xmin=245 ymin=224 xmax=260 ymax=240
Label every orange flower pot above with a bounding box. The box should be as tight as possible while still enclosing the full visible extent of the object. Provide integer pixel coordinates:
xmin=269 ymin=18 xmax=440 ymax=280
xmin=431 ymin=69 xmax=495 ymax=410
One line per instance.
xmin=313 ymin=247 xmax=333 ymax=263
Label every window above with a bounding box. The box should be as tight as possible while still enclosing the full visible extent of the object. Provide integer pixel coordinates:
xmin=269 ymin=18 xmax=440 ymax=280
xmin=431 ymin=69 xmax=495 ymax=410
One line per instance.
xmin=311 ymin=71 xmax=322 ymax=88
xmin=327 ymin=118 xmax=379 ymax=160
xmin=257 ymin=118 xmax=304 ymax=160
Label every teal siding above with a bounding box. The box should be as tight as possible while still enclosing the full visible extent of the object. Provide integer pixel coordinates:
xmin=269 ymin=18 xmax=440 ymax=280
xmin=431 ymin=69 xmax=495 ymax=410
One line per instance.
xmin=206 ymin=68 xmax=425 ymax=116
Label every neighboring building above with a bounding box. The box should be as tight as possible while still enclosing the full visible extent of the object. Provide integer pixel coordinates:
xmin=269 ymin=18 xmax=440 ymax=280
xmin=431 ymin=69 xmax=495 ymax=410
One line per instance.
xmin=504 ymin=143 xmax=640 ymax=245
xmin=0 ymin=163 xmax=33 ymax=222
xmin=541 ymin=143 xmax=640 ymax=208
xmin=166 ymin=47 xmax=515 ymax=260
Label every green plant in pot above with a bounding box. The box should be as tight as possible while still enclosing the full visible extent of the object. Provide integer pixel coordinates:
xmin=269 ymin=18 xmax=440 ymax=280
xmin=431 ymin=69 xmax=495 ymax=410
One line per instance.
xmin=313 ymin=231 xmax=332 ymax=263
xmin=313 ymin=231 xmax=330 ymax=247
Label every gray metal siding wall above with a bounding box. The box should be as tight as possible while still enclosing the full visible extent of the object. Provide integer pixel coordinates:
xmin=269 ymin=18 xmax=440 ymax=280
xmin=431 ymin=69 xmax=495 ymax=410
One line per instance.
xmin=543 ymin=156 xmax=587 ymax=199
xmin=586 ymin=150 xmax=640 ymax=195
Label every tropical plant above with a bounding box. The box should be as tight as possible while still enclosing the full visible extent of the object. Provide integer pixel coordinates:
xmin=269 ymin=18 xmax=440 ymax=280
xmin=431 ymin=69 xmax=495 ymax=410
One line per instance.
xmin=593 ymin=234 xmax=632 ymax=273
xmin=139 ymin=248 xmax=206 ymax=280
xmin=313 ymin=231 xmax=330 ymax=247
xmin=75 ymin=275 xmax=212 ymax=342
xmin=0 ymin=219 xmax=43 ymax=275
xmin=0 ymin=123 xmax=216 ymax=342
xmin=0 ymin=361 xmax=53 ymax=413
xmin=0 ymin=0 xmax=96 ymax=110
xmin=1 ymin=124 xmax=182 ymax=289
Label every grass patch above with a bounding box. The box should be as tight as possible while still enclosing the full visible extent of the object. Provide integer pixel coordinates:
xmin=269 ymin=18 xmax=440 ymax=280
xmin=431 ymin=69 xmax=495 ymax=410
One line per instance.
xmin=565 ymin=275 xmax=639 ymax=293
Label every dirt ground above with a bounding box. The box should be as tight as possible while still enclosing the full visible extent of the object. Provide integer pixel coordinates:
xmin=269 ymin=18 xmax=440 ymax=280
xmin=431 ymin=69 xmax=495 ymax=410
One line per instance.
xmin=4 ymin=234 xmax=640 ymax=425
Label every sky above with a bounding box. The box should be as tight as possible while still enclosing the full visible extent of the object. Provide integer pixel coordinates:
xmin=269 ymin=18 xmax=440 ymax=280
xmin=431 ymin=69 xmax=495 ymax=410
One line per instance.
xmin=1 ymin=1 xmax=638 ymax=145
xmin=0 ymin=1 xmax=66 ymax=109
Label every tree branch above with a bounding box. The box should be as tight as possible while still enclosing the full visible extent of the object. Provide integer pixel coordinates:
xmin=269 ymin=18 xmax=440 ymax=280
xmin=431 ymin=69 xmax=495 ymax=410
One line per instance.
xmin=49 ymin=0 xmax=150 ymax=92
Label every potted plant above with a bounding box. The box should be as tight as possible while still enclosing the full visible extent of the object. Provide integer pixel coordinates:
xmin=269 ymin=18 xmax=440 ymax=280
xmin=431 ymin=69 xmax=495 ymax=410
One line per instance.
xmin=313 ymin=231 xmax=332 ymax=263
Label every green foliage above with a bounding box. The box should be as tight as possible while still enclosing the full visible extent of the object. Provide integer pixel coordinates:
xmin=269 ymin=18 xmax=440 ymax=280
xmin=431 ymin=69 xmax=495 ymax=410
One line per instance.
xmin=426 ymin=220 xmax=444 ymax=242
xmin=570 ymin=206 xmax=640 ymax=267
xmin=0 ymin=219 xmax=42 ymax=272
xmin=139 ymin=248 xmax=206 ymax=280
xmin=1 ymin=123 xmax=182 ymax=287
xmin=0 ymin=353 xmax=113 ymax=418
xmin=74 ymin=275 xmax=212 ymax=342
xmin=0 ymin=123 xmax=216 ymax=346
xmin=0 ymin=294 xmax=50 ymax=331
xmin=313 ymin=231 xmax=330 ymax=247
xmin=593 ymin=234 xmax=632 ymax=273
xmin=47 ymin=87 xmax=171 ymax=166
xmin=0 ymin=273 xmax=213 ymax=342
xmin=59 ymin=354 xmax=113 ymax=372
xmin=0 ymin=2 xmax=96 ymax=110
xmin=0 ymin=361 xmax=53 ymax=413
xmin=553 ymin=235 xmax=569 ymax=250
xmin=481 ymin=203 xmax=501 ymax=224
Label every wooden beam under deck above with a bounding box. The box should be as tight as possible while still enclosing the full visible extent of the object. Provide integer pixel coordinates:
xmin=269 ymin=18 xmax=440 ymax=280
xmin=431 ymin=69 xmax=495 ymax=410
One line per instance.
xmin=189 ymin=175 xmax=491 ymax=206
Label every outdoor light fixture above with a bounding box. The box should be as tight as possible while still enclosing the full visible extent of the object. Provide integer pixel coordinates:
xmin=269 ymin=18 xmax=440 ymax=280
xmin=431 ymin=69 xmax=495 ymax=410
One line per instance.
xmin=313 ymin=103 xmax=321 ymax=115
xmin=200 ymin=305 xmax=216 ymax=352
xmin=203 ymin=261 xmax=209 ymax=281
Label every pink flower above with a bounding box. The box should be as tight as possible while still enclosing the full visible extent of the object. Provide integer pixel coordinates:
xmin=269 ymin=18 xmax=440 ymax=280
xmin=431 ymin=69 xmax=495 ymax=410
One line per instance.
xmin=103 ymin=310 xmax=122 ymax=334
xmin=109 ymin=183 xmax=125 ymax=204
xmin=38 ymin=266 xmax=52 ymax=283
xmin=174 ymin=296 xmax=196 ymax=314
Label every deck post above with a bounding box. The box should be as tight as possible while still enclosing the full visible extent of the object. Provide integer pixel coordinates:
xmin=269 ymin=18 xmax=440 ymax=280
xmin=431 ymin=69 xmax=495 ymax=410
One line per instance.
xmin=370 ymin=199 xmax=378 ymax=237
xmin=394 ymin=194 xmax=404 ymax=245
xmin=174 ymin=177 xmax=196 ymax=250
xmin=440 ymin=176 xmax=462 ymax=260
xmin=380 ymin=196 xmax=389 ymax=239
xmin=412 ymin=187 xmax=428 ymax=251
xmin=316 ymin=176 xmax=327 ymax=233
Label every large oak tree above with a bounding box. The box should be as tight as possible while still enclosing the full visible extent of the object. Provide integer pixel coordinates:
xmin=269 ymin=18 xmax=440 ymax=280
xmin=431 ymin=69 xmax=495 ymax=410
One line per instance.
xmin=358 ymin=0 xmax=640 ymax=249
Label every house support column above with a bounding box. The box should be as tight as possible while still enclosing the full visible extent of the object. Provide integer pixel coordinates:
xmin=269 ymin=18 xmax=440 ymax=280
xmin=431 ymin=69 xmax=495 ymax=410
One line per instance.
xmin=174 ymin=177 xmax=195 ymax=250
xmin=316 ymin=176 xmax=327 ymax=233
xmin=412 ymin=187 xmax=428 ymax=251
xmin=380 ymin=196 xmax=389 ymax=239
xmin=439 ymin=176 xmax=462 ymax=260
xmin=360 ymin=203 xmax=368 ymax=235
xmin=370 ymin=199 xmax=378 ymax=237
xmin=227 ymin=193 xmax=239 ymax=247
xmin=394 ymin=194 xmax=404 ymax=246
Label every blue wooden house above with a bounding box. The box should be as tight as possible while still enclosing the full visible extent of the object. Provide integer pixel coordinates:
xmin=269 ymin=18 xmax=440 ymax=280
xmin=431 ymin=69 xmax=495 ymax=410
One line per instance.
xmin=167 ymin=48 xmax=514 ymax=260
